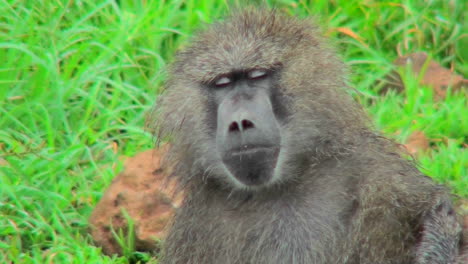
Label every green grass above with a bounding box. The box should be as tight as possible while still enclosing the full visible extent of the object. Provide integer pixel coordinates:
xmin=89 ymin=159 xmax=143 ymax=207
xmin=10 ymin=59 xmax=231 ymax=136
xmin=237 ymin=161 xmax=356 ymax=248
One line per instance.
xmin=0 ymin=0 xmax=466 ymax=263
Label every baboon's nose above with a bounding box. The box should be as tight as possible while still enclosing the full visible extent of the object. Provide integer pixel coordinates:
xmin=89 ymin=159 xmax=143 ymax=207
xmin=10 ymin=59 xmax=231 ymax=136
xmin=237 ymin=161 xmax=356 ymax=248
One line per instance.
xmin=228 ymin=119 xmax=255 ymax=133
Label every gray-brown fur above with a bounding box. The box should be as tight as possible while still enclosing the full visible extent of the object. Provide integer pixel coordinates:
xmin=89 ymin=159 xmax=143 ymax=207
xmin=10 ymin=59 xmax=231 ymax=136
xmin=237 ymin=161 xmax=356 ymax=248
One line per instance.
xmin=152 ymin=9 xmax=462 ymax=264
xmin=457 ymin=226 xmax=468 ymax=264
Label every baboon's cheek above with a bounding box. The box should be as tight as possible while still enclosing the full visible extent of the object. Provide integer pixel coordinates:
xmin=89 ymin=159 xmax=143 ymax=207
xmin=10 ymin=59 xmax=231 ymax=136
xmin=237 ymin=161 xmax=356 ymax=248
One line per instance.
xmin=222 ymin=147 xmax=280 ymax=186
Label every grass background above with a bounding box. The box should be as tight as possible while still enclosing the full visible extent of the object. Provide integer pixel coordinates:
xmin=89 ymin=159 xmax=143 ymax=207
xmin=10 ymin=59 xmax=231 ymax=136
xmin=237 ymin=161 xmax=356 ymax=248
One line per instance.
xmin=0 ymin=0 xmax=466 ymax=263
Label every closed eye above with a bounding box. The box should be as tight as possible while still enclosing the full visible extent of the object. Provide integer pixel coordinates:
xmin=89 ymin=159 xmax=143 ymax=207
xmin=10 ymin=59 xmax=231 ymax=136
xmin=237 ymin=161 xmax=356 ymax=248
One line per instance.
xmin=214 ymin=76 xmax=232 ymax=87
xmin=247 ymin=69 xmax=268 ymax=80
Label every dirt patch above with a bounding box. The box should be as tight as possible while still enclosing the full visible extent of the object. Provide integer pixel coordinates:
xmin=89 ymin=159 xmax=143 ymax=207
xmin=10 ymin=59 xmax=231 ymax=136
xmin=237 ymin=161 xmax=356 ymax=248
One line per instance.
xmin=381 ymin=52 xmax=467 ymax=99
xmin=89 ymin=146 xmax=182 ymax=255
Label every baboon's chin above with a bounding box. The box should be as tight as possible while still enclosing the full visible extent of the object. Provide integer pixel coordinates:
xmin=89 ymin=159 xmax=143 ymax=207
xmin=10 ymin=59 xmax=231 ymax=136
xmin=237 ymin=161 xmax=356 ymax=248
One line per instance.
xmin=222 ymin=147 xmax=280 ymax=187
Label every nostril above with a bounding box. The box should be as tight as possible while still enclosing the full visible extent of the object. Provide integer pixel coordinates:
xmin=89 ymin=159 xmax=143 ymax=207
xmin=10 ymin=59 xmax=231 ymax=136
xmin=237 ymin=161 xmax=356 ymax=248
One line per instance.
xmin=241 ymin=119 xmax=254 ymax=130
xmin=229 ymin=122 xmax=240 ymax=132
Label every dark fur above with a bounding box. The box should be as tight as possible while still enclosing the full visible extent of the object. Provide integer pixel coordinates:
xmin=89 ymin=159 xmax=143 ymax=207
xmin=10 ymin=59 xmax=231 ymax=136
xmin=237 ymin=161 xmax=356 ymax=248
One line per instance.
xmin=152 ymin=9 xmax=462 ymax=264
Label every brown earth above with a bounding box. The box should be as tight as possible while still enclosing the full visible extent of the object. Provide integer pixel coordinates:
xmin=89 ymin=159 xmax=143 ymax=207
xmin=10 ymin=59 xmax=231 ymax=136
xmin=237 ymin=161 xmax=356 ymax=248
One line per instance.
xmin=88 ymin=146 xmax=182 ymax=255
xmin=381 ymin=52 xmax=467 ymax=99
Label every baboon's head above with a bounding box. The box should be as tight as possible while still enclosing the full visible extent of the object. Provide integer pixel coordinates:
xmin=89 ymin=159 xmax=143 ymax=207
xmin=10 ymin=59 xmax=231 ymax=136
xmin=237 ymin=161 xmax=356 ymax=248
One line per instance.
xmin=156 ymin=9 xmax=365 ymax=190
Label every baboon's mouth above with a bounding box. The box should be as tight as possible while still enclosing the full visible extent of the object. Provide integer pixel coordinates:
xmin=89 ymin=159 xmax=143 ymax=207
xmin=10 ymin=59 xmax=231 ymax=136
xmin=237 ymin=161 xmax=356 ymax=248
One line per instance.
xmin=223 ymin=146 xmax=280 ymax=186
xmin=230 ymin=145 xmax=278 ymax=156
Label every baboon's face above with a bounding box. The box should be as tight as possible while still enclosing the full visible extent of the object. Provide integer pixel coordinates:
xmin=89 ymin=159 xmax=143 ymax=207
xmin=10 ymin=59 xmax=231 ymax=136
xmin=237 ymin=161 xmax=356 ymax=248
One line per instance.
xmin=162 ymin=12 xmax=353 ymax=190
xmin=208 ymin=67 xmax=287 ymax=187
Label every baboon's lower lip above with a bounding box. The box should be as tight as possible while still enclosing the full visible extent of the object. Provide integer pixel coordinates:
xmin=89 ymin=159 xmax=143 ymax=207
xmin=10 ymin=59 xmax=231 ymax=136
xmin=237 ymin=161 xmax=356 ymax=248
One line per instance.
xmin=229 ymin=145 xmax=279 ymax=156
xmin=222 ymin=146 xmax=280 ymax=186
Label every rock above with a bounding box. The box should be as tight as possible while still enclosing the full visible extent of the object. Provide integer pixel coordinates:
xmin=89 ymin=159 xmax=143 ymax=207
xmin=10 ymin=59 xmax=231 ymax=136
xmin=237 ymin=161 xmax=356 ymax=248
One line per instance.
xmin=403 ymin=130 xmax=430 ymax=156
xmin=381 ymin=52 xmax=467 ymax=99
xmin=89 ymin=146 xmax=182 ymax=255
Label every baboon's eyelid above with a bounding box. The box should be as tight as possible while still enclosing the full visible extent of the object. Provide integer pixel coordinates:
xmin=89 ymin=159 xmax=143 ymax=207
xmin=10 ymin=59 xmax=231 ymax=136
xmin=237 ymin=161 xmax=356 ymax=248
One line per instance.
xmin=248 ymin=69 xmax=268 ymax=79
xmin=215 ymin=76 xmax=232 ymax=87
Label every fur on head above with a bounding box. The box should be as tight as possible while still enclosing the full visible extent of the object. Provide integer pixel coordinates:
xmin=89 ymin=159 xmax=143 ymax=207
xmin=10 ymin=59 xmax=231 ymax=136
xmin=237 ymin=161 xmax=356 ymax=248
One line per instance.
xmin=153 ymin=9 xmax=367 ymax=190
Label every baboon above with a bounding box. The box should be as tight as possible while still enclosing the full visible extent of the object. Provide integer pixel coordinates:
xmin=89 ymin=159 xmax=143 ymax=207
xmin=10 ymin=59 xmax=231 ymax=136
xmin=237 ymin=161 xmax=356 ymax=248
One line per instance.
xmin=153 ymin=9 xmax=462 ymax=264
